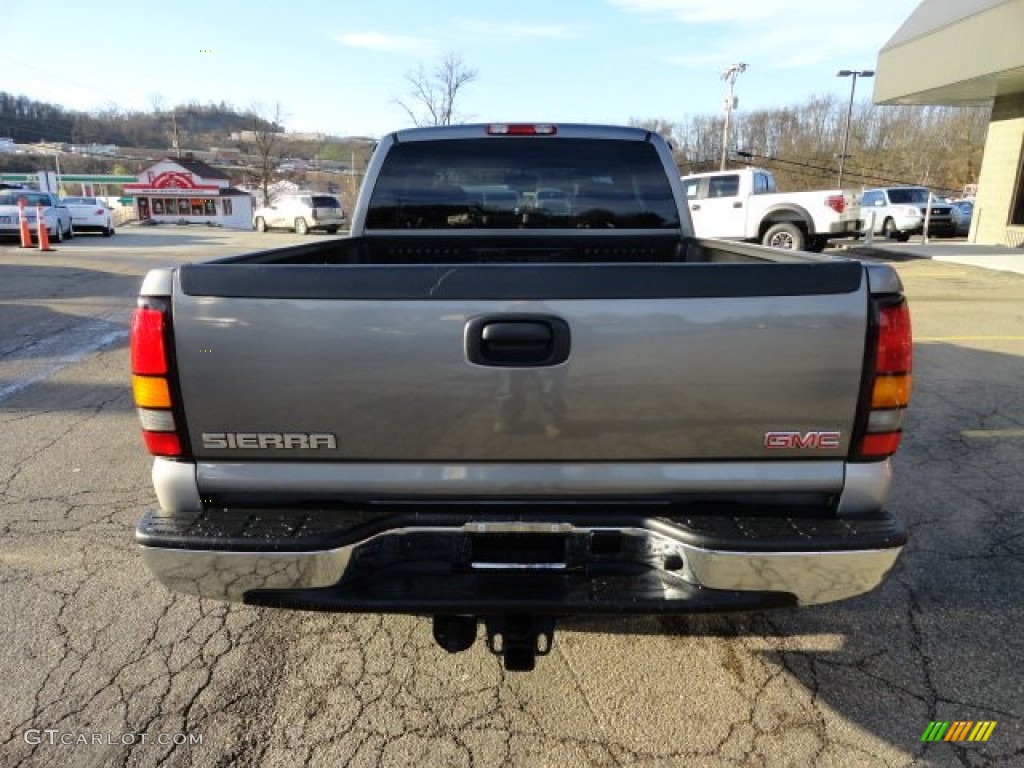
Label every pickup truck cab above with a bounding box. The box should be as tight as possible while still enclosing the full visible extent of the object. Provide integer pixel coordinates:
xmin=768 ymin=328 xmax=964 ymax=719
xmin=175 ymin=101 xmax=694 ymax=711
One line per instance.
xmin=682 ymin=168 xmax=861 ymax=251
xmin=132 ymin=124 xmax=911 ymax=671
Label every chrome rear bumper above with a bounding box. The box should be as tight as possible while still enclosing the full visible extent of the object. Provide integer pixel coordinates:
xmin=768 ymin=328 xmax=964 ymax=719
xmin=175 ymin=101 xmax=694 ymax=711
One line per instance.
xmin=139 ymin=514 xmax=904 ymax=609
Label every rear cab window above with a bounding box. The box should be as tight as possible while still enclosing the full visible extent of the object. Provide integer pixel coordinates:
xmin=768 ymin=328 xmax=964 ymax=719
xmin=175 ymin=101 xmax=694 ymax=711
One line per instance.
xmin=365 ymin=138 xmax=680 ymax=230
xmin=753 ymin=172 xmax=775 ymax=194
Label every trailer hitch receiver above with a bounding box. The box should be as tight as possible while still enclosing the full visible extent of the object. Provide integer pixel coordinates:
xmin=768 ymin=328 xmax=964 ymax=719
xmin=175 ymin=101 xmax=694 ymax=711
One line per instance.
xmin=484 ymin=615 xmax=557 ymax=672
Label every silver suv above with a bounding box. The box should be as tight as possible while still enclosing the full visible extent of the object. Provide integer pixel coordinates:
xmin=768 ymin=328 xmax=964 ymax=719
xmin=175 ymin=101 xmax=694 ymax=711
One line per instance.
xmin=253 ymin=193 xmax=344 ymax=235
xmin=860 ymin=187 xmax=954 ymax=240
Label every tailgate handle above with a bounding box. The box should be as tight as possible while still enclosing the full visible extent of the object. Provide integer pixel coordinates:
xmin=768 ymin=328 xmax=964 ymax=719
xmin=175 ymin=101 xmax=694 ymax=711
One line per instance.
xmin=466 ymin=315 xmax=571 ymax=367
xmin=483 ymin=322 xmax=551 ymax=345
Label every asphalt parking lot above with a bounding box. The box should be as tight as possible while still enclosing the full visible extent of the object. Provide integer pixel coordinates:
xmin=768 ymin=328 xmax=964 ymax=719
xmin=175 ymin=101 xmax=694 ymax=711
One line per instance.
xmin=1 ymin=228 xmax=1022 ymax=767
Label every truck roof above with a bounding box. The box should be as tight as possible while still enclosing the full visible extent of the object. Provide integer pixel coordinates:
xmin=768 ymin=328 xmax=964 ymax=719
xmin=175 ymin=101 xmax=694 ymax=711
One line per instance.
xmin=682 ymin=167 xmax=770 ymax=179
xmin=388 ymin=123 xmax=658 ymax=143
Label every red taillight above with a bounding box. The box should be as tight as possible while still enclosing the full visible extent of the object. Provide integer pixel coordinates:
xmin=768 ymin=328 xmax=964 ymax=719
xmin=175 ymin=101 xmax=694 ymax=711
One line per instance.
xmin=142 ymin=431 xmax=183 ymax=457
xmin=131 ymin=308 xmax=167 ymax=374
xmin=855 ymin=299 xmax=912 ymax=460
xmin=131 ymin=302 xmax=186 ymax=458
xmin=876 ymin=302 xmax=913 ymax=373
xmin=826 ymin=195 xmax=846 ymax=214
xmin=859 ymin=433 xmax=903 ymax=458
xmin=487 ymin=123 xmax=557 ymax=136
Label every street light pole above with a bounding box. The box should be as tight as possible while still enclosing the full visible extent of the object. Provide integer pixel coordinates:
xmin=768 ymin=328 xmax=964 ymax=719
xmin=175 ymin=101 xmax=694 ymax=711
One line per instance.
xmin=720 ymin=62 xmax=748 ymax=171
xmin=836 ymin=69 xmax=873 ymax=188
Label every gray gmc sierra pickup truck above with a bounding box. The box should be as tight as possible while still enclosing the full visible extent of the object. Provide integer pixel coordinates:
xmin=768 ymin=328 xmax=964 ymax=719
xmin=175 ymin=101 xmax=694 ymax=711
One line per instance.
xmin=132 ymin=124 xmax=912 ymax=671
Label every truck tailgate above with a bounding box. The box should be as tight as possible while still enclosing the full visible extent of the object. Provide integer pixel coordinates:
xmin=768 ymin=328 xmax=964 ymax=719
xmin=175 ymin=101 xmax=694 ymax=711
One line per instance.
xmin=171 ymin=260 xmax=867 ymax=463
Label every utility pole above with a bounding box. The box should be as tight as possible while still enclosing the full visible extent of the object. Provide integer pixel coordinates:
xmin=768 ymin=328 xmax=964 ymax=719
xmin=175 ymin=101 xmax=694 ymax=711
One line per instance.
xmin=720 ymin=62 xmax=748 ymax=171
xmin=171 ymin=112 xmax=181 ymax=158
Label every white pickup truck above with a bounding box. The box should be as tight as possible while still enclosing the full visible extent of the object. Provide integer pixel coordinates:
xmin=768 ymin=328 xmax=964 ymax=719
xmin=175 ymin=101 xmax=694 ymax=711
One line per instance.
xmin=682 ymin=168 xmax=862 ymax=252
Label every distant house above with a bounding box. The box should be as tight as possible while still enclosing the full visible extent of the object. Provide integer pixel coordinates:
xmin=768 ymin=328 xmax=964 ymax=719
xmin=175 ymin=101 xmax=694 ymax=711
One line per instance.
xmin=122 ymin=155 xmax=254 ymax=229
xmin=286 ymin=132 xmax=327 ymax=142
xmin=229 ymin=130 xmax=284 ymax=143
xmin=70 ymin=143 xmax=118 ymax=156
xmin=208 ymin=147 xmax=243 ymax=164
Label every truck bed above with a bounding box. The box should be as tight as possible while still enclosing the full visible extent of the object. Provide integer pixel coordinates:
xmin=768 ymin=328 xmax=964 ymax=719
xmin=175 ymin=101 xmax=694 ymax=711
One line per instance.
xmin=171 ymin=235 xmax=868 ymax=467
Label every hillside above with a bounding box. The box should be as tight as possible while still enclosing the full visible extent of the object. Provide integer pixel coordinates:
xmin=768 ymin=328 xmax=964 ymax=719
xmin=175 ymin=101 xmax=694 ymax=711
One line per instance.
xmin=0 ymin=91 xmax=988 ymax=196
xmin=0 ymin=92 xmax=283 ymax=148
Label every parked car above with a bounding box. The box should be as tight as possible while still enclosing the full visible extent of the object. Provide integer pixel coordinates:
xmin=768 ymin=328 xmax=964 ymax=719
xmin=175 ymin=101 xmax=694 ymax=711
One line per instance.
xmin=681 ymin=168 xmax=862 ymax=252
xmin=530 ymin=187 xmax=571 ymax=216
xmin=860 ymin=187 xmax=955 ymax=240
xmin=61 ymin=196 xmax=115 ymax=236
xmin=0 ymin=189 xmax=73 ymax=242
xmin=253 ymin=193 xmax=344 ymax=234
xmin=951 ymin=200 xmax=974 ymax=236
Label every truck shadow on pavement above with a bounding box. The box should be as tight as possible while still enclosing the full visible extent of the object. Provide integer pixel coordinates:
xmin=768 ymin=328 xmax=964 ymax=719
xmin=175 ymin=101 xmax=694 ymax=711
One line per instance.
xmin=557 ymin=339 xmax=1023 ymax=761
xmin=59 ymin=229 xmax=237 ymax=250
xmin=0 ymin=266 xmax=133 ymax=404
xmin=0 ymin=302 xmax=128 ymax=364
xmin=0 ymin=263 xmax=140 ymax=302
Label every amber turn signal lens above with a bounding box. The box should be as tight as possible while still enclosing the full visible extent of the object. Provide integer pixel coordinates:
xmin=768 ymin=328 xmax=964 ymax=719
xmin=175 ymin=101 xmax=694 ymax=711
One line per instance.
xmin=132 ymin=375 xmax=172 ymax=408
xmin=872 ymin=374 xmax=912 ymax=409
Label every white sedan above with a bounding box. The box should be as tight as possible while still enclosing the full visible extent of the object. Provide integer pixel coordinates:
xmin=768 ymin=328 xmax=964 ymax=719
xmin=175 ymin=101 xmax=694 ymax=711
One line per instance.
xmin=61 ymin=196 xmax=115 ymax=236
xmin=0 ymin=188 xmax=74 ymax=241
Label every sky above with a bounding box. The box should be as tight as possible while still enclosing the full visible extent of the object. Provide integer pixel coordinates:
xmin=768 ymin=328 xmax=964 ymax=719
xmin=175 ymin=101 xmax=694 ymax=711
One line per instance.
xmin=0 ymin=0 xmax=922 ymax=139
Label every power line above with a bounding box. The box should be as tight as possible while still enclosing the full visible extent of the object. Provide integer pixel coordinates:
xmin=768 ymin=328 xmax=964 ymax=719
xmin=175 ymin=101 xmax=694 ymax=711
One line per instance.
xmin=731 ymin=150 xmax=961 ymax=194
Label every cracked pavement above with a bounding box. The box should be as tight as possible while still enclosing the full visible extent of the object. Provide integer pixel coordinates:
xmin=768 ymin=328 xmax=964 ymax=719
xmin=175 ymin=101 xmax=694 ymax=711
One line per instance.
xmin=1 ymin=231 xmax=1022 ymax=766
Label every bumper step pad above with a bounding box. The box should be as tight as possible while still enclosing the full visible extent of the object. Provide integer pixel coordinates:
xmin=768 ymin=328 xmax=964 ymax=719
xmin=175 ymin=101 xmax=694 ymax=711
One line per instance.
xmin=137 ymin=504 xmax=905 ymax=554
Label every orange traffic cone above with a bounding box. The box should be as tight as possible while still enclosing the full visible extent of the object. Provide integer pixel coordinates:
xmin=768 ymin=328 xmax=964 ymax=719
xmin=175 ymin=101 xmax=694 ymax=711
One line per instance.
xmin=18 ymin=200 xmax=33 ymax=248
xmin=35 ymin=204 xmax=54 ymax=251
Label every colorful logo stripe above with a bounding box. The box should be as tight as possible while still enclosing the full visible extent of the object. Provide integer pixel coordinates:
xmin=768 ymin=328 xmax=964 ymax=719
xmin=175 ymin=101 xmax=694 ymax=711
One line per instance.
xmin=921 ymin=721 xmax=997 ymax=742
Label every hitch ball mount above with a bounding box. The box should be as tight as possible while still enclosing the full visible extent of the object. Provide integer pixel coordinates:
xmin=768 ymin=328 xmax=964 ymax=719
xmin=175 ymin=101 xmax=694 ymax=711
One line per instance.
xmin=432 ymin=614 xmax=557 ymax=672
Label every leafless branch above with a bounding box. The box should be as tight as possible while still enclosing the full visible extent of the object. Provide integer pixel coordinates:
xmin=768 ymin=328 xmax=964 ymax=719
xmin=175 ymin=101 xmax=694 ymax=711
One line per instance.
xmin=247 ymin=102 xmax=287 ymax=206
xmin=394 ymin=53 xmax=479 ymax=127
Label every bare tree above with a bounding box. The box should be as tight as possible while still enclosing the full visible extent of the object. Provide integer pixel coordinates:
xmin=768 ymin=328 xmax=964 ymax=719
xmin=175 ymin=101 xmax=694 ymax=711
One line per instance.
xmin=246 ymin=102 xmax=287 ymax=206
xmin=395 ymin=53 xmax=478 ymax=127
xmin=634 ymin=98 xmax=988 ymax=194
